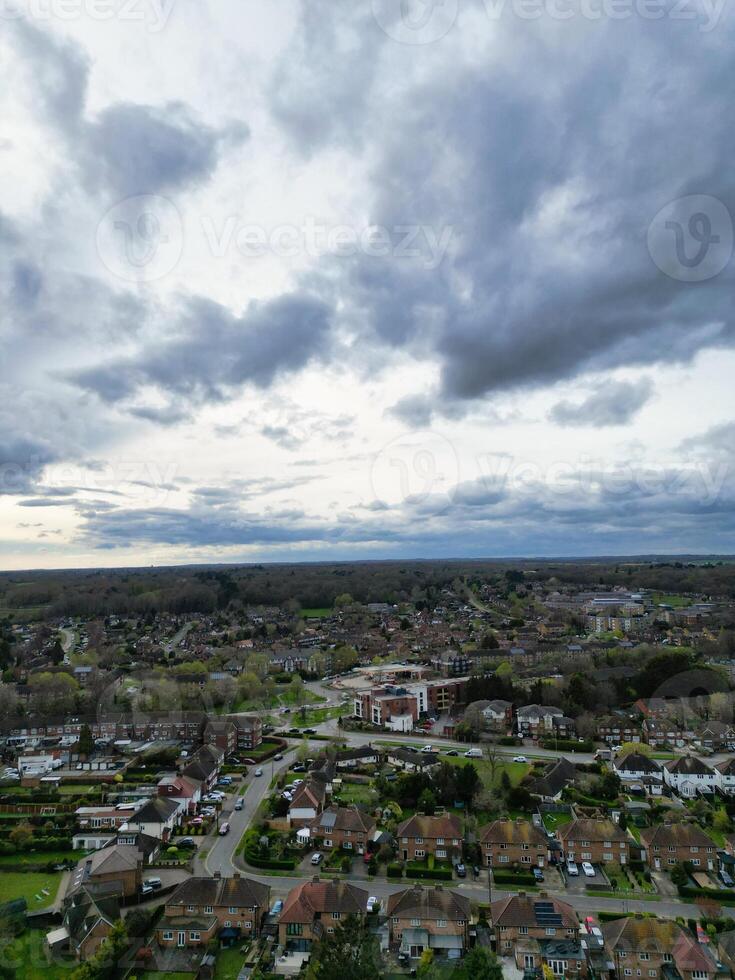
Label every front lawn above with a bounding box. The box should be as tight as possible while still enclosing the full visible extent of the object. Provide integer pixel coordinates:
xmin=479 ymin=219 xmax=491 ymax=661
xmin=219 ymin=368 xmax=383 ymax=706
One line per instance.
xmin=0 ymin=870 xmax=63 ymax=905
xmin=333 ymin=782 xmax=376 ymax=805
xmin=288 ymin=705 xmax=342 ymax=727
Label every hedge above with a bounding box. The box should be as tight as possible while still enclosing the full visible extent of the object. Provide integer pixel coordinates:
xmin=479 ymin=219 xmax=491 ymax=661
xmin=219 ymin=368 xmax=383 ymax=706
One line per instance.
xmin=540 ymin=738 xmax=594 ymax=753
xmin=679 ymin=885 xmax=735 ymax=904
xmin=407 ymin=867 xmax=453 ymax=881
xmin=492 ymin=871 xmax=536 ymax=886
xmin=242 ymin=851 xmax=296 ymax=870
xmin=387 ymin=864 xmax=403 ymax=878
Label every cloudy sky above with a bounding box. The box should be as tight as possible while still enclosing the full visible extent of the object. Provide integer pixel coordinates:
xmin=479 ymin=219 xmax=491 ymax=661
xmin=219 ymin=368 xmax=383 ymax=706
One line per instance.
xmin=1 ymin=0 xmax=734 ymax=570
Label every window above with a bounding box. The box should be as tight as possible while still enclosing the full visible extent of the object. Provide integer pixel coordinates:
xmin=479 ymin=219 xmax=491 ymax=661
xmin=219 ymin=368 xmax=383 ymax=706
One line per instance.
xmin=162 ymin=931 xmax=173 ymax=941
xmin=224 ymin=921 xmax=231 ymax=928
xmin=228 ymin=907 xmax=237 ymax=914
xmin=546 ymin=927 xmax=556 ymax=936
xmin=205 ymin=906 xmax=213 ymax=913
xmin=286 ymin=923 xmax=303 ymax=936
xmin=437 ymin=849 xmax=447 ymax=858
xmin=325 ymin=839 xmax=333 ymax=848
xmin=416 ymin=837 xmax=424 ymax=844
xmin=499 ymin=855 xmax=509 ymax=863
xmin=411 ymin=919 xmax=421 ymax=927
xmin=332 ymin=912 xmax=341 ymax=920
xmin=640 ymin=953 xmax=649 ymax=961
xmin=186 ymin=905 xmax=196 ymax=913
xmin=244 ymin=921 xmax=252 ymax=929
xmin=327 ymin=927 xmax=334 ymax=934
xmin=692 ymin=973 xmax=709 ymax=979
xmin=649 ymin=972 xmax=657 ymax=978
xmin=519 ymin=926 xmax=529 ymax=936
xmin=624 ymin=971 xmax=632 ymax=977
xmin=189 ymin=932 xmax=200 ymax=942
xmin=415 ymin=849 xmax=425 ymax=858
xmin=437 ymin=838 xmax=445 ymax=845
xmin=344 ymin=841 xmax=353 ymax=849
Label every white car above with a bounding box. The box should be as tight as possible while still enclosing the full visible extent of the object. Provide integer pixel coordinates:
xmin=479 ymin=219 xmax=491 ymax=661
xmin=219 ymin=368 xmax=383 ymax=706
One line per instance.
xmin=366 ymin=896 xmax=379 ymax=912
xmin=582 ymin=862 xmax=596 ymax=878
xmin=513 ymin=755 xmax=528 ymax=763
xmin=566 ymin=860 xmax=579 ymax=876
xmin=421 ymin=745 xmax=435 ymax=753
xmin=254 ymin=768 xmax=263 ymax=776
xmin=291 ymin=778 xmax=303 ymax=786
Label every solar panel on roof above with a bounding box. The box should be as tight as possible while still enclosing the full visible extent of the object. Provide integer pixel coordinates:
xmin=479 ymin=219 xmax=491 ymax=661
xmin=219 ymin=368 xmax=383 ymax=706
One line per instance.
xmin=534 ymin=902 xmax=563 ymax=927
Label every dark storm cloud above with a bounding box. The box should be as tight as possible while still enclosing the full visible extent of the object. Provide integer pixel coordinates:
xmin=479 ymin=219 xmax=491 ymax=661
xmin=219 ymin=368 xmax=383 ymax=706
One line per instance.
xmin=549 ymin=378 xmax=654 ymax=428
xmin=10 ymin=18 xmax=246 ymax=199
xmin=67 ymin=293 xmax=332 ymax=410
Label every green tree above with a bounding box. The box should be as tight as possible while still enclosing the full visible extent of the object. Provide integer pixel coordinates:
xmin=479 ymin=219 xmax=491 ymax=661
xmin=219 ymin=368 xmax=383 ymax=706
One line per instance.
xmin=306 ymin=915 xmax=380 ymax=980
xmin=450 ymin=947 xmax=503 ymax=980
xmin=77 ymin=723 xmax=94 ymax=758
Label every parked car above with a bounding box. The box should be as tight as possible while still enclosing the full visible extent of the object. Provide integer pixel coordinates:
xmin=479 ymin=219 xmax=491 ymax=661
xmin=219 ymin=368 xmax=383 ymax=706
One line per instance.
xmin=219 ymin=822 xmax=230 ymax=836
xmin=191 ymin=816 xmax=204 ymax=826
xmin=720 ymin=870 xmax=735 ymax=887
xmin=533 ymin=867 xmax=545 ymax=882
xmin=566 ymin=860 xmax=579 ymax=876
xmin=178 ymin=837 xmax=195 ymax=847
xmin=235 ymin=798 xmax=243 ymax=811
xmin=455 ymin=863 xmax=466 ymax=878
xmin=582 ymin=862 xmax=595 ymax=878
xmin=311 ymin=852 xmax=324 ymax=865
xmin=144 ymin=877 xmax=162 ymax=890
xmin=366 ymin=896 xmax=379 ymax=912
xmin=303 ymin=729 xmax=317 ymax=735
xmin=513 ymin=755 xmax=528 ymax=763
xmin=292 ymin=764 xmax=306 ymax=772
xmin=140 ymin=884 xmax=153 ymax=896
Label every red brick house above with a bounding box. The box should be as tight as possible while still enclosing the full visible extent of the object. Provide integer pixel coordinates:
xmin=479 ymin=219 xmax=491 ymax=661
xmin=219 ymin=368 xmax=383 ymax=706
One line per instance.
xmin=396 ymin=813 xmax=463 ymax=862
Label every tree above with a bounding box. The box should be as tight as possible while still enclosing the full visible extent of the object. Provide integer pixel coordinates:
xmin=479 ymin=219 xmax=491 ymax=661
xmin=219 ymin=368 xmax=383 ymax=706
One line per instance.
xmin=417 ymin=788 xmax=437 ymax=815
xmin=450 ymin=947 xmax=503 ymax=980
xmin=455 ymin=763 xmax=480 ymax=806
xmin=9 ymin=823 xmax=33 ymax=849
xmin=617 ymin=741 xmax=653 ymax=758
xmin=77 ymin=723 xmax=94 ymax=758
xmin=306 ymin=915 xmax=380 ymax=980
xmin=28 ymin=672 xmax=79 ymax=718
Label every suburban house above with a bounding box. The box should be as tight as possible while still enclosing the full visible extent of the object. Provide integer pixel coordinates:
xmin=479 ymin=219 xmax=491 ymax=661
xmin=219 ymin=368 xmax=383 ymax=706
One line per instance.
xmin=395 ymin=813 xmax=463 ymax=862
xmin=663 ymin=756 xmax=719 ymax=797
xmin=516 ymin=705 xmax=564 ymax=739
xmin=481 ymin=699 xmax=514 ymax=732
xmin=614 ymin=752 xmax=664 ymax=782
xmin=278 ymin=877 xmax=368 ymax=950
xmin=602 ymin=915 xmax=726 ymax=979
xmin=387 ymin=884 xmax=471 ymax=961
xmin=48 ymin=889 xmax=120 ymax=962
xmin=122 ymin=796 xmax=182 ymax=841
xmin=288 ymin=780 xmax=327 ymax=827
xmin=479 ymin=818 xmax=548 ymax=868
xmin=387 ymin=747 xmax=440 ymax=772
xmin=182 ymin=744 xmax=224 ymax=791
xmin=640 ymin=823 xmax=717 ymax=871
xmin=716 ymin=758 xmax=735 ymax=796
xmin=334 ymin=745 xmax=381 ymax=769
xmin=490 ymin=892 xmax=584 ymax=977
xmin=157 ymin=872 xmax=270 ymax=948
xmin=527 ymin=757 xmax=577 ymax=802
xmin=308 ymin=805 xmax=376 ymax=853
xmin=559 ymin=817 xmax=631 ymax=865
xmin=157 ymin=772 xmax=202 ymax=814
xmin=75 ymin=803 xmax=143 ymax=832
xmin=66 ymin=843 xmax=143 ymax=900
xmin=229 ymin=714 xmax=263 ymax=751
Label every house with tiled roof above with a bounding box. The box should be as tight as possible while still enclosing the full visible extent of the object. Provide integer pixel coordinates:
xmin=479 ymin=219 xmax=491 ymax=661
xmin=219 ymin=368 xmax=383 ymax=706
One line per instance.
xmin=716 ymin=757 xmax=735 ymax=796
xmin=288 ymin=779 xmax=327 ymax=827
xmin=479 ymin=818 xmax=548 ymax=869
xmin=559 ymin=817 xmax=631 ymax=866
xmin=157 ymin=871 xmax=269 ymax=948
xmin=614 ymin=751 xmax=663 ymax=780
xmin=308 ymin=805 xmax=375 ymax=853
xmin=490 ymin=892 xmax=582 ymax=976
xmin=123 ymin=795 xmax=182 ymax=841
xmin=157 ymin=772 xmax=202 ymax=815
xmin=334 ymin=744 xmax=381 ymax=768
xmin=182 ymin=743 xmax=224 ymax=790
xmin=527 ymin=757 xmax=576 ymax=802
xmin=602 ymin=915 xmax=726 ymax=979
xmin=48 ymin=888 xmax=120 ymax=962
xmin=396 ymin=812 xmax=463 ymax=863
xmin=66 ymin=842 xmax=143 ymax=901
xmin=387 ymin=884 xmax=471 ymax=960
xmin=278 ymin=877 xmax=368 ymax=950
xmin=640 ymin=822 xmax=717 ymax=871
xmin=664 ymin=755 xmax=718 ymax=798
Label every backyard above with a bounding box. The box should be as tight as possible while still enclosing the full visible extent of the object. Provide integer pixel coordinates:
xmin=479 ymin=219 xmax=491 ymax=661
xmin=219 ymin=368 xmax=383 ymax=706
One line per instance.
xmin=1 ymin=928 xmax=75 ymax=979
xmin=0 ymin=870 xmax=63 ymax=906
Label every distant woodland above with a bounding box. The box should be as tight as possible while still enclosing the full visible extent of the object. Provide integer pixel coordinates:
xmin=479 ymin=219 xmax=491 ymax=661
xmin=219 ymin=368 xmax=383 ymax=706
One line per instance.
xmin=1 ymin=557 xmax=734 ymax=620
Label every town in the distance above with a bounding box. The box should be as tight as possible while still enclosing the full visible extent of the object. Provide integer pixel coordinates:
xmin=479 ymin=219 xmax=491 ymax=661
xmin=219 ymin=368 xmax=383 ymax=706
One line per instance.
xmin=2 ymin=557 xmax=735 ymax=980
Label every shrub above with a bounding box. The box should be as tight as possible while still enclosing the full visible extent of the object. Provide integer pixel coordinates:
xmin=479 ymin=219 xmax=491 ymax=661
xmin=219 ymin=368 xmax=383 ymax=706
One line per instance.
xmin=387 ymin=864 xmax=403 ymax=878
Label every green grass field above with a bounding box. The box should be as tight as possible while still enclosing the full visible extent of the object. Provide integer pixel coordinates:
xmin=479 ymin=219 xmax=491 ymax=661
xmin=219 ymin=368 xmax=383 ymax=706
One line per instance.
xmin=300 ymin=607 xmax=332 ymax=618
xmin=0 ymin=850 xmax=79 ymax=867
xmin=288 ymin=705 xmax=342 ymax=727
xmin=542 ymin=811 xmax=572 ymax=832
xmin=441 ymin=755 xmax=530 ymax=789
xmin=215 ymin=946 xmax=250 ymax=979
xmin=2 ymin=929 xmax=76 ymax=979
xmin=333 ymin=782 xmax=376 ymax=805
xmin=0 ymin=870 xmax=63 ymax=906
